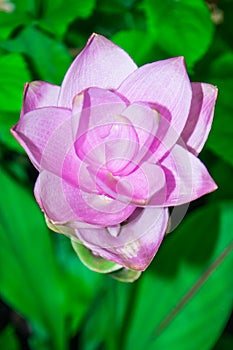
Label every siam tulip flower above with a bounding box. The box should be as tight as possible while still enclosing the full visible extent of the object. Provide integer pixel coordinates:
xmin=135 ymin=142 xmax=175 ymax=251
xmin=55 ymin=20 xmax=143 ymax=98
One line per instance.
xmin=11 ymin=33 xmax=217 ymax=281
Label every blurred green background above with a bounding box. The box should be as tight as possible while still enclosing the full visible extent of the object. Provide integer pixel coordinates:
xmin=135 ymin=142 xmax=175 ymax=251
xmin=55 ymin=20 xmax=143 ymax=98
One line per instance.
xmin=0 ymin=0 xmax=233 ymax=349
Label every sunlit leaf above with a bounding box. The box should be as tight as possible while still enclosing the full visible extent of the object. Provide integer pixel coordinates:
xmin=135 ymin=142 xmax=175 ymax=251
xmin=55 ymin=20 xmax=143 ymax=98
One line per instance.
xmin=0 ymin=53 xmax=31 ymax=151
xmin=0 ymin=53 xmax=30 ymax=112
xmin=40 ymin=0 xmax=96 ymax=38
xmin=1 ymin=26 xmax=71 ymax=84
xmin=142 ymin=0 xmax=214 ymax=68
xmin=112 ymin=30 xmax=154 ymax=66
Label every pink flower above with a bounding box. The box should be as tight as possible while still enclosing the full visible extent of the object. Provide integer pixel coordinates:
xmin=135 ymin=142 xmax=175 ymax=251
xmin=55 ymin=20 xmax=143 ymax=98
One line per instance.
xmin=11 ymin=33 xmax=217 ymax=273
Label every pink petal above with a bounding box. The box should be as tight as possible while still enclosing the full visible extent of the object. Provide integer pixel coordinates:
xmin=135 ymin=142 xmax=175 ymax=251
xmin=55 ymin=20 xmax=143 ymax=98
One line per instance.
xmin=72 ymin=87 xmax=128 ymax=136
xmin=119 ymin=102 xmax=160 ymax=167
xmin=21 ymin=81 xmax=60 ymax=117
xmin=117 ymin=57 xmax=192 ymax=158
xmin=151 ymin=144 xmax=218 ymax=206
xmin=34 ymin=171 xmax=78 ymax=223
xmin=58 ymin=33 xmax=137 ymax=108
xmin=74 ymin=207 xmax=169 ymax=270
xmin=11 ymin=107 xmax=71 ymax=171
xmin=95 ymin=162 xmax=166 ymax=206
xmin=73 ymin=89 xmax=139 ymax=173
xmin=35 ymin=170 xmax=136 ymax=226
xmin=180 ymin=83 xmax=218 ymax=155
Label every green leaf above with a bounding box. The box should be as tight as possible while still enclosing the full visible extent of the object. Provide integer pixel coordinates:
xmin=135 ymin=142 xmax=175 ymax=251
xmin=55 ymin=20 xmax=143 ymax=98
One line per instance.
xmin=0 ymin=326 xmax=20 ymax=350
xmin=97 ymin=0 xmax=137 ymax=13
xmin=0 ymin=10 xmax=30 ymax=40
xmin=112 ymin=30 xmax=154 ymax=66
xmin=0 ymin=112 xmax=25 ymax=152
xmin=53 ymin=234 xmax=104 ymax=338
xmin=0 ymin=53 xmax=30 ymax=112
xmin=0 ymin=53 xmax=31 ymax=152
xmin=40 ymin=0 xmax=96 ymax=38
xmin=123 ymin=202 xmax=233 ymax=350
xmin=142 ymin=0 xmax=214 ymax=68
xmin=1 ymin=26 xmax=71 ymax=84
xmin=0 ymin=0 xmax=43 ymax=40
xmin=205 ymin=51 xmax=233 ymax=167
xmin=79 ymin=278 xmax=131 ymax=350
xmin=0 ymin=168 xmax=67 ymax=350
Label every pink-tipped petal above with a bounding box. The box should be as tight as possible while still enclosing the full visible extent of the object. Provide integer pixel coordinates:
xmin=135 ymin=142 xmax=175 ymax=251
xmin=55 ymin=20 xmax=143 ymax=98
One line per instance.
xmin=156 ymin=144 xmax=218 ymax=206
xmin=35 ymin=170 xmax=136 ymax=226
xmin=74 ymin=207 xmax=169 ymax=270
xmin=21 ymin=81 xmax=60 ymax=117
xmin=58 ymin=33 xmax=137 ymax=108
xmin=118 ymin=57 xmax=192 ymax=157
xmin=11 ymin=107 xmax=71 ymax=171
xmin=72 ymin=87 xmax=128 ymax=136
xmin=181 ymin=83 xmax=218 ymax=155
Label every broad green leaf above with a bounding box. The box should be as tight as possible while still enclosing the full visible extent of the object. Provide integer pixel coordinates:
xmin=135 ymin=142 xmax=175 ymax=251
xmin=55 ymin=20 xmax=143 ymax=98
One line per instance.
xmin=13 ymin=0 xmax=40 ymax=16
xmin=0 ymin=10 xmax=30 ymax=40
xmin=79 ymin=278 xmax=131 ymax=350
xmin=123 ymin=202 xmax=233 ymax=350
xmin=112 ymin=30 xmax=155 ymax=66
xmin=0 ymin=0 xmax=42 ymax=40
xmin=40 ymin=0 xmax=96 ymax=38
xmin=0 ymin=112 xmax=24 ymax=152
xmin=1 ymin=26 xmax=71 ymax=84
xmin=0 ymin=168 xmax=67 ymax=350
xmin=142 ymin=0 xmax=214 ymax=68
xmin=97 ymin=0 xmax=137 ymax=13
xmin=0 ymin=53 xmax=30 ymax=112
xmin=0 ymin=326 xmax=20 ymax=350
xmin=54 ymin=234 xmax=104 ymax=337
xmin=205 ymin=51 xmax=233 ymax=167
xmin=0 ymin=53 xmax=31 ymax=152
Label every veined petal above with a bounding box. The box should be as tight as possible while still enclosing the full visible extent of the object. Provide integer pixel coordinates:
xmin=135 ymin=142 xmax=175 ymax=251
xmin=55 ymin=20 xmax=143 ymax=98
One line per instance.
xmin=72 ymin=87 xmax=128 ymax=136
xmin=96 ymin=162 xmax=165 ymax=206
xmin=155 ymin=144 xmax=218 ymax=206
xmin=34 ymin=171 xmax=78 ymax=223
xmin=181 ymin=83 xmax=218 ymax=155
xmin=118 ymin=57 xmax=192 ymax=157
xmin=74 ymin=207 xmax=169 ymax=270
xmin=35 ymin=170 xmax=136 ymax=226
xmin=119 ymin=102 xmax=160 ymax=167
xmin=21 ymin=81 xmax=60 ymax=117
xmin=58 ymin=33 xmax=137 ymax=108
xmin=73 ymin=89 xmax=138 ymax=173
xmin=11 ymin=107 xmax=71 ymax=171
